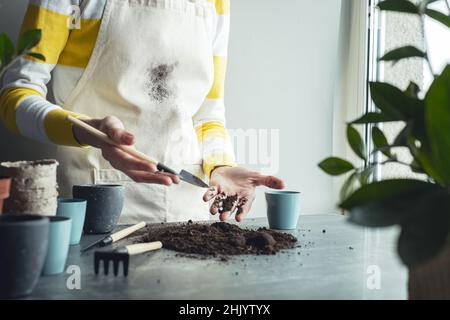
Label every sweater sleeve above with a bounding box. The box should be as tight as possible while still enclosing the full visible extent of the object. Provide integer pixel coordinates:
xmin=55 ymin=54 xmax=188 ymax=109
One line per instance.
xmin=193 ymin=0 xmax=236 ymax=178
xmin=0 ymin=0 xmax=87 ymax=147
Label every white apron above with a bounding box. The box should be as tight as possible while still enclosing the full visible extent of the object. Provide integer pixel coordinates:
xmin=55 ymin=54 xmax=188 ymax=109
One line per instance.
xmin=56 ymin=0 xmax=216 ymax=224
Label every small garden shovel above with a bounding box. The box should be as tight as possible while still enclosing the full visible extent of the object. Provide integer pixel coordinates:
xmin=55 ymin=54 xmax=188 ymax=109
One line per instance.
xmin=67 ymin=116 xmax=209 ymax=188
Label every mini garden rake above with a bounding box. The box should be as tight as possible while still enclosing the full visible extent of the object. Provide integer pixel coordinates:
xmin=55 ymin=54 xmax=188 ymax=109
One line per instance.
xmin=94 ymin=241 xmax=162 ymax=276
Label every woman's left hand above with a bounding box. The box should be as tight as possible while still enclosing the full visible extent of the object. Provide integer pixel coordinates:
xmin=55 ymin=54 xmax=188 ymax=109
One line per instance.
xmin=203 ymin=167 xmax=285 ymax=222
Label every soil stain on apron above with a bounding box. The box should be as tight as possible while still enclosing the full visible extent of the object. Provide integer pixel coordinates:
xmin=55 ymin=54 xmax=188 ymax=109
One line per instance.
xmin=146 ymin=62 xmax=179 ymax=103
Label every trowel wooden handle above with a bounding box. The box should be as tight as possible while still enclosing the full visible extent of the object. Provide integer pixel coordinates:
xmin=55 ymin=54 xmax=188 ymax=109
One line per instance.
xmin=110 ymin=221 xmax=146 ymax=243
xmin=126 ymin=241 xmax=163 ymax=255
xmin=66 ymin=115 xmax=159 ymax=165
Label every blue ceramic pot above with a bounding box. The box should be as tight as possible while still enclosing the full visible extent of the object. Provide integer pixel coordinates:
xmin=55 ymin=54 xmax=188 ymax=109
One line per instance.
xmin=265 ymin=191 xmax=301 ymax=230
xmin=42 ymin=216 xmax=72 ymax=276
xmin=0 ymin=214 xmax=49 ymax=298
xmin=72 ymin=184 xmax=124 ymax=234
xmin=57 ymin=198 xmax=87 ymax=245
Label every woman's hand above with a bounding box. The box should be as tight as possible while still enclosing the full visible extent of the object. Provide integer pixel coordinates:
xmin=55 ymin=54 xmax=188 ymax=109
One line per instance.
xmin=203 ymin=166 xmax=285 ymax=222
xmin=72 ymin=116 xmax=180 ymax=185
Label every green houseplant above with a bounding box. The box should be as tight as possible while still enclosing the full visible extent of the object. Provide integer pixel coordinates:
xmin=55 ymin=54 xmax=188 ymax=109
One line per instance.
xmin=319 ymin=0 xmax=450 ymax=298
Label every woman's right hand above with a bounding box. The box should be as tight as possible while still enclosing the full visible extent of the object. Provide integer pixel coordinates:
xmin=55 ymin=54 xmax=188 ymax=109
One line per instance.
xmin=72 ymin=116 xmax=180 ymax=186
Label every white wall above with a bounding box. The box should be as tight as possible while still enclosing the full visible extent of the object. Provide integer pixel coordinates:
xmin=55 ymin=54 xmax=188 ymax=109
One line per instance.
xmin=0 ymin=0 xmax=344 ymax=217
xmin=227 ymin=0 xmax=342 ymax=216
xmin=424 ymin=1 xmax=450 ymax=89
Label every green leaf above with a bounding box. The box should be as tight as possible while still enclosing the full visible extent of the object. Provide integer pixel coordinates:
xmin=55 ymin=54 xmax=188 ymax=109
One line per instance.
xmin=25 ymin=52 xmax=46 ymax=62
xmin=347 ymin=183 xmax=441 ymax=234
xmin=0 ymin=32 xmax=14 ymax=67
xmin=340 ymin=179 xmax=436 ymax=210
xmin=372 ymin=127 xmax=389 ymax=148
xmin=410 ymin=159 xmax=425 ymax=174
xmin=347 ymin=125 xmax=366 ymax=160
xmin=378 ymin=0 xmax=419 ymax=14
xmin=340 ymin=172 xmax=359 ymax=202
xmin=318 ymin=157 xmax=354 ymax=176
xmin=393 ymin=124 xmax=411 ymax=146
xmin=372 ymin=126 xmax=393 ymax=158
xmin=351 ymin=112 xmax=399 ymax=124
xmin=370 ymin=82 xmax=424 ymax=120
xmin=405 ymin=81 xmax=421 ymax=98
xmin=425 ymin=65 xmax=450 ymax=185
xmin=425 ymin=8 xmax=450 ymax=28
xmin=397 ymin=191 xmax=450 ymax=267
xmin=407 ymin=135 xmax=446 ymax=185
xmin=358 ymin=166 xmax=375 ymax=185
xmin=340 ymin=167 xmax=376 ymax=202
xmin=370 ymin=145 xmax=397 ymax=160
xmin=17 ymin=29 xmax=42 ymax=55
xmin=380 ymin=46 xmax=426 ymax=64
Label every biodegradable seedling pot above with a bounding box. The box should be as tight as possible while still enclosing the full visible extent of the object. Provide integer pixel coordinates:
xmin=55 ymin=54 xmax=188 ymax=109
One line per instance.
xmin=0 ymin=177 xmax=11 ymax=214
xmin=0 ymin=160 xmax=59 ymax=215
xmin=73 ymin=184 xmax=124 ymax=234
xmin=0 ymin=214 xmax=49 ymax=299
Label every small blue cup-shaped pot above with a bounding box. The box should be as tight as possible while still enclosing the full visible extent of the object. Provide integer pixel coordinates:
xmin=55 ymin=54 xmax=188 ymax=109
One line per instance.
xmin=265 ymin=191 xmax=301 ymax=230
xmin=57 ymin=198 xmax=87 ymax=245
xmin=42 ymin=216 xmax=72 ymax=276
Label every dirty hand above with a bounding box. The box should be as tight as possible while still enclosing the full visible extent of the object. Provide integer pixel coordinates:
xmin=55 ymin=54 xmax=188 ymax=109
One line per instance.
xmin=72 ymin=116 xmax=180 ymax=185
xmin=203 ymin=167 xmax=285 ymax=222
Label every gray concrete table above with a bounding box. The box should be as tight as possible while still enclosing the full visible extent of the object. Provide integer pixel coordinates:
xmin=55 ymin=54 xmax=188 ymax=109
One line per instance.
xmin=29 ymin=214 xmax=407 ymax=299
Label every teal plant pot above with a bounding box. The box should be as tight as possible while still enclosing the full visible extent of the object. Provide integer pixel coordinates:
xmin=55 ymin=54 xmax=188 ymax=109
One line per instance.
xmin=57 ymin=198 xmax=87 ymax=245
xmin=265 ymin=191 xmax=301 ymax=230
xmin=42 ymin=216 xmax=72 ymax=276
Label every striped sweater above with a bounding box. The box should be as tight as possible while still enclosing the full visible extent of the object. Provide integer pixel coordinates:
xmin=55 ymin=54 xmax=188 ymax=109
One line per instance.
xmin=0 ymin=0 xmax=235 ymax=177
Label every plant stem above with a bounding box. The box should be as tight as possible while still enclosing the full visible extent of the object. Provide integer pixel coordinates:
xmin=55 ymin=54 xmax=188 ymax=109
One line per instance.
xmin=369 ymin=159 xmax=421 ymax=170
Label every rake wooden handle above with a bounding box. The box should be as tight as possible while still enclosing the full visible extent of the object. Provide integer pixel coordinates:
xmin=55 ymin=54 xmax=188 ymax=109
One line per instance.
xmin=126 ymin=241 xmax=163 ymax=255
xmin=110 ymin=222 xmax=146 ymax=243
xmin=66 ymin=115 xmax=159 ymax=165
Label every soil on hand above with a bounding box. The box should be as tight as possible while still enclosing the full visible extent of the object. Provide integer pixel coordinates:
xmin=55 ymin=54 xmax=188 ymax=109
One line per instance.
xmin=137 ymin=221 xmax=297 ymax=257
xmin=211 ymin=192 xmax=247 ymax=215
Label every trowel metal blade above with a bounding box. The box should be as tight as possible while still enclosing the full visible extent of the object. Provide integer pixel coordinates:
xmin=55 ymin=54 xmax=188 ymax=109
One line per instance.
xmin=179 ymin=170 xmax=209 ymax=188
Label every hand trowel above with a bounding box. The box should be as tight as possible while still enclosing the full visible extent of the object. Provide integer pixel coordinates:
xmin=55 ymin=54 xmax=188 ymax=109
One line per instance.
xmin=67 ymin=116 xmax=209 ymax=188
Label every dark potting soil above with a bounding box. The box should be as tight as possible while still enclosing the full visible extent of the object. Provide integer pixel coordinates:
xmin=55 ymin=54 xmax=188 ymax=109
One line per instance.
xmin=137 ymin=221 xmax=297 ymax=257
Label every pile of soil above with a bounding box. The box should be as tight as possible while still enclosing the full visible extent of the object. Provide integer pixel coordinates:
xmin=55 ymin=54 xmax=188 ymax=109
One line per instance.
xmin=137 ymin=221 xmax=297 ymax=257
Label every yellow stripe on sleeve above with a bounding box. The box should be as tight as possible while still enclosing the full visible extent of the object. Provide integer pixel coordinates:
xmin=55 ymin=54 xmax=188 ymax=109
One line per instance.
xmin=0 ymin=87 xmax=43 ymax=134
xmin=207 ymin=0 xmax=231 ymax=15
xmin=195 ymin=121 xmax=229 ymax=144
xmin=58 ymin=19 xmax=101 ymax=68
xmin=207 ymin=56 xmax=227 ymax=100
xmin=20 ymin=4 xmax=70 ymax=65
xmin=43 ymin=109 xmax=88 ymax=147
